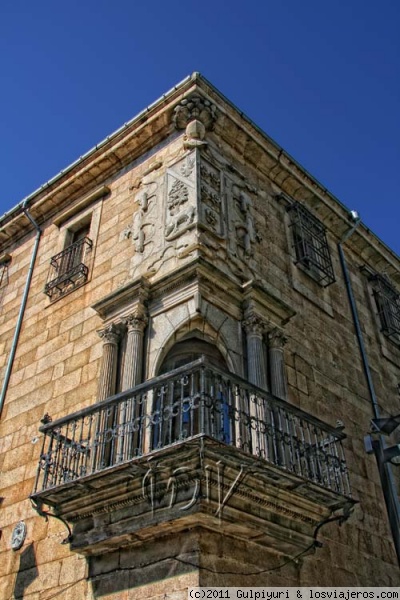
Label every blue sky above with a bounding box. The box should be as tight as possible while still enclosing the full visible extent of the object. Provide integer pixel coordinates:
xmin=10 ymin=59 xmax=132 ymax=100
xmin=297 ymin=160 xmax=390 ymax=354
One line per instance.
xmin=1 ymin=1 xmax=399 ymax=254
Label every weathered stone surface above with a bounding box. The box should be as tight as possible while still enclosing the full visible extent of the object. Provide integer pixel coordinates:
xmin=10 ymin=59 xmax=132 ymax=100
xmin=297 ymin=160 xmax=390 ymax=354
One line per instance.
xmin=0 ymin=73 xmax=399 ymax=600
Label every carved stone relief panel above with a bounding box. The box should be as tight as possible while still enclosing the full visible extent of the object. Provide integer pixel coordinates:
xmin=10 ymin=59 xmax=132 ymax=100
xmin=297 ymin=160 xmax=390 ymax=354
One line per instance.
xmin=199 ymin=155 xmax=225 ymax=238
xmin=165 ymin=153 xmax=197 ymax=241
xmin=130 ymin=184 xmax=158 ymax=253
xmin=122 ymin=142 xmax=260 ymax=285
xmin=124 ymin=172 xmax=164 ymax=279
xmin=225 ymin=175 xmax=259 ymax=267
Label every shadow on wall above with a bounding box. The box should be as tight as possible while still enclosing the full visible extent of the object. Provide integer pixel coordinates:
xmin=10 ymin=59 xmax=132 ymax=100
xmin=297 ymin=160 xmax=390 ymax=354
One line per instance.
xmin=88 ymin=533 xmax=197 ymax=598
xmin=13 ymin=543 xmax=39 ymax=599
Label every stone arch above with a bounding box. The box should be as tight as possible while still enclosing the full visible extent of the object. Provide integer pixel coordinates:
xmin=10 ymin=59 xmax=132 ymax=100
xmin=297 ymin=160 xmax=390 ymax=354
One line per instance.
xmin=148 ymin=311 xmax=236 ymax=379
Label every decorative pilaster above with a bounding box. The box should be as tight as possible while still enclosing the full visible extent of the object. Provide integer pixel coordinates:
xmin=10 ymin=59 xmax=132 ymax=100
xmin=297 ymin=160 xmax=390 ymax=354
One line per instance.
xmin=97 ymin=323 xmax=122 ymax=401
xmin=268 ymin=328 xmax=288 ymax=400
xmin=242 ymin=313 xmax=268 ymax=390
xmin=121 ymin=312 xmax=148 ymax=391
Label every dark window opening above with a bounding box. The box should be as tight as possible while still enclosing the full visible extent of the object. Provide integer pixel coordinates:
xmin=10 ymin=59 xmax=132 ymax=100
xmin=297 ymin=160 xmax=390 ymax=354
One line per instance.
xmin=288 ymin=202 xmax=335 ymax=287
xmin=44 ymin=220 xmax=92 ymax=300
xmin=371 ymin=274 xmax=400 ymax=341
xmin=152 ymin=338 xmax=230 ymax=449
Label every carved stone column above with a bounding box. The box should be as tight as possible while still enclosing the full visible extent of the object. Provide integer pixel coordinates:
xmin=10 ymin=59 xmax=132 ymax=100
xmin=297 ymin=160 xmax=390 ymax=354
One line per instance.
xmin=97 ymin=323 xmax=122 ymax=401
xmin=243 ymin=313 xmax=268 ymax=391
xmin=268 ymin=328 xmax=288 ymax=400
xmin=121 ymin=312 xmax=148 ymax=391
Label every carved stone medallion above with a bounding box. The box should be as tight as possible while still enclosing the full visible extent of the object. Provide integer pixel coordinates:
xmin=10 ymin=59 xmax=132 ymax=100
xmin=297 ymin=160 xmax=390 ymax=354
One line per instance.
xmin=11 ymin=521 xmax=26 ymax=550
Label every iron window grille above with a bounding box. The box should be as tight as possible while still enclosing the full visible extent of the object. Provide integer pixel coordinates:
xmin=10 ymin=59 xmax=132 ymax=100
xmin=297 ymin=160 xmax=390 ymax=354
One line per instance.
xmin=44 ymin=237 xmax=92 ymax=300
xmin=371 ymin=274 xmax=400 ymax=340
xmin=287 ymin=202 xmax=335 ymax=287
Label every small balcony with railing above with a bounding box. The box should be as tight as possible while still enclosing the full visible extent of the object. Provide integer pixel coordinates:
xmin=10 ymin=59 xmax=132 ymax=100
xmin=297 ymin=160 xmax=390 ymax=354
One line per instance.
xmin=31 ymin=358 xmax=354 ymax=556
xmin=44 ymin=236 xmax=92 ymax=300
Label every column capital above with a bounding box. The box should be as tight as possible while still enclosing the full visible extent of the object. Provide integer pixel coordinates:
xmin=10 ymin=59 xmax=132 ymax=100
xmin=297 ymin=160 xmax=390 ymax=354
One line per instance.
xmin=97 ymin=323 xmax=123 ymax=345
xmin=268 ymin=328 xmax=288 ymax=349
xmin=124 ymin=312 xmax=148 ymax=333
xmin=242 ymin=313 xmax=267 ymax=336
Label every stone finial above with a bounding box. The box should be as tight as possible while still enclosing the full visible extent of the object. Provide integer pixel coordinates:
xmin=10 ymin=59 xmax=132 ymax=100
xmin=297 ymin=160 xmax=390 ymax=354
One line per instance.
xmin=172 ymin=95 xmax=217 ymax=131
xmin=184 ymin=119 xmax=207 ymax=149
xmin=242 ymin=313 xmax=267 ymax=336
xmin=97 ymin=323 xmax=123 ymax=345
xmin=268 ymin=328 xmax=288 ymax=349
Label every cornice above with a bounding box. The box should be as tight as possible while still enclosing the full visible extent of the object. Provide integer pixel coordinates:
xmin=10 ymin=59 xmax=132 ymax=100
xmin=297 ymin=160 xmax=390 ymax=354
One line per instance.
xmin=0 ymin=72 xmax=398 ymax=276
xmin=91 ymin=276 xmax=150 ymax=322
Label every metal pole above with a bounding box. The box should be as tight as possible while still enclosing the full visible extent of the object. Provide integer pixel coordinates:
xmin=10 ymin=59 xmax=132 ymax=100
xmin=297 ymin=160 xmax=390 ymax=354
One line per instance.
xmin=371 ymin=438 xmax=400 ymax=566
xmin=338 ymin=219 xmax=400 ymax=566
xmin=0 ymin=206 xmax=41 ymax=418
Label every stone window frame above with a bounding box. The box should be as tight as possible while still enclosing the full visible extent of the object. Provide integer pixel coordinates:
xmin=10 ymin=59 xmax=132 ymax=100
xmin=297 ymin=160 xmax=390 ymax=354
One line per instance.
xmin=361 ymin=265 xmax=400 ymax=366
xmin=278 ymin=195 xmax=335 ymax=318
xmin=365 ymin=270 xmax=400 ymax=349
xmin=44 ymin=200 xmax=102 ymax=302
xmin=287 ymin=201 xmax=335 ymax=288
xmin=370 ymin=274 xmax=400 ymax=343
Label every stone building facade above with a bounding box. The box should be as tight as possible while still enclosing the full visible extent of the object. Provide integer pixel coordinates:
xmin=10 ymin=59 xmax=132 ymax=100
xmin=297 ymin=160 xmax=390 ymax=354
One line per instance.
xmin=0 ymin=73 xmax=399 ymax=598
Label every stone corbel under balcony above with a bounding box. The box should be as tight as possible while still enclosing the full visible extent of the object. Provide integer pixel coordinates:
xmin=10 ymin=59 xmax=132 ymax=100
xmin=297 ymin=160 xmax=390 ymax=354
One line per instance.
xmin=32 ymin=437 xmax=353 ymax=557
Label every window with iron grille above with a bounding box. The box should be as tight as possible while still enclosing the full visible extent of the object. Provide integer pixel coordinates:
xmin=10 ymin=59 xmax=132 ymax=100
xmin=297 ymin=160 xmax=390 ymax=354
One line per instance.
xmin=287 ymin=202 xmax=335 ymax=287
xmin=45 ymin=223 xmax=92 ymax=300
xmin=371 ymin=274 xmax=400 ymax=341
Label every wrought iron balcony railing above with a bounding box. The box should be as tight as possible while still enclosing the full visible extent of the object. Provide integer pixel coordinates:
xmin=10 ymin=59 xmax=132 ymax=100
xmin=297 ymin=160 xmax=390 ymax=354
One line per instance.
xmin=33 ymin=358 xmax=351 ymax=498
xmin=44 ymin=237 xmax=92 ymax=299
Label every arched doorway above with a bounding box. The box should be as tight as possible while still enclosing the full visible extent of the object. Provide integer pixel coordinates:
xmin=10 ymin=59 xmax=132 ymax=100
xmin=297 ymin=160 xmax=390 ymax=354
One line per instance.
xmin=158 ymin=337 xmax=228 ymax=374
xmin=152 ymin=337 xmax=231 ymax=450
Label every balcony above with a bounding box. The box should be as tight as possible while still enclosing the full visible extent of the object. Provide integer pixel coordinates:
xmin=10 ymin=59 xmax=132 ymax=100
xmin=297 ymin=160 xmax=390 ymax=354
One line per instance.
xmin=31 ymin=358 xmax=354 ymax=555
xmin=44 ymin=237 xmax=92 ymax=299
